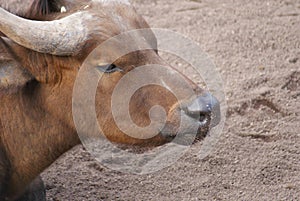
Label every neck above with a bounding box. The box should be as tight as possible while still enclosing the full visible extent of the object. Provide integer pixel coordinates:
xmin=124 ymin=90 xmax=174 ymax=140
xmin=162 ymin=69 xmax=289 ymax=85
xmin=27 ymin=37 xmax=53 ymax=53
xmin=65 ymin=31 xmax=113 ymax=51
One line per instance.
xmin=0 ymin=80 xmax=80 ymax=198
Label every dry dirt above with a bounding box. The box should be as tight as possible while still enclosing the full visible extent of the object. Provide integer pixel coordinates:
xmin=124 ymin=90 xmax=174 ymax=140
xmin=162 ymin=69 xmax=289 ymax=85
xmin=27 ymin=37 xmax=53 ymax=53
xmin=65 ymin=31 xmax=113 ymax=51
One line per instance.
xmin=42 ymin=0 xmax=300 ymax=200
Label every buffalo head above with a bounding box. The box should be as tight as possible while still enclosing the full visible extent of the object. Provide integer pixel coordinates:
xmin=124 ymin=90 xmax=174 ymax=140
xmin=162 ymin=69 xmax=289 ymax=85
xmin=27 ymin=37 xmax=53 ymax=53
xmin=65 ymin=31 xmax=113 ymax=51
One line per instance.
xmin=0 ymin=0 xmax=220 ymax=146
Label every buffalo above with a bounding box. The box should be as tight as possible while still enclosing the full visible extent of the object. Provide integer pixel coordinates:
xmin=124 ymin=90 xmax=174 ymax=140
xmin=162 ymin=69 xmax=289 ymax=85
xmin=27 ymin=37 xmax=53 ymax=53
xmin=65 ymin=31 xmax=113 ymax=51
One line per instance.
xmin=0 ymin=0 xmax=220 ymax=200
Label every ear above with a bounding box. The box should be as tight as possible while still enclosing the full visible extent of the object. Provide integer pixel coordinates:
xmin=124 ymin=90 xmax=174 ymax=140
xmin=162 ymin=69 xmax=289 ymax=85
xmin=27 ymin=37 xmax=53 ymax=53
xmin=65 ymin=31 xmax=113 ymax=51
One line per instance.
xmin=1 ymin=37 xmax=80 ymax=84
xmin=0 ymin=37 xmax=33 ymax=93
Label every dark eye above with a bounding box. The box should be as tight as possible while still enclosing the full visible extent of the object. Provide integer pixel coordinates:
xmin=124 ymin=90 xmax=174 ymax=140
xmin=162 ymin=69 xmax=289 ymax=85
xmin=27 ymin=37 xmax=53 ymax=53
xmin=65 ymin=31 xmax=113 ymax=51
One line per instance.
xmin=96 ymin=64 xmax=123 ymax=74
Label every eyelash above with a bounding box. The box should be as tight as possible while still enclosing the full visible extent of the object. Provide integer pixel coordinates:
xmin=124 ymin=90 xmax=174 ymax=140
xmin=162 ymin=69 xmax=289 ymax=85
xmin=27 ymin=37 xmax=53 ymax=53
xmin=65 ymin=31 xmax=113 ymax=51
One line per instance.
xmin=96 ymin=64 xmax=123 ymax=73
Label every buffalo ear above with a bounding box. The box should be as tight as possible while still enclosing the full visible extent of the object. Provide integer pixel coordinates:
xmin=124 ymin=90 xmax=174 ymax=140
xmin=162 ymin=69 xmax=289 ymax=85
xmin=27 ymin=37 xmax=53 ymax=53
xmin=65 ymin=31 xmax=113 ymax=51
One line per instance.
xmin=0 ymin=38 xmax=33 ymax=93
xmin=1 ymin=37 xmax=72 ymax=84
xmin=0 ymin=59 xmax=33 ymax=93
xmin=1 ymin=36 xmax=80 ymax=86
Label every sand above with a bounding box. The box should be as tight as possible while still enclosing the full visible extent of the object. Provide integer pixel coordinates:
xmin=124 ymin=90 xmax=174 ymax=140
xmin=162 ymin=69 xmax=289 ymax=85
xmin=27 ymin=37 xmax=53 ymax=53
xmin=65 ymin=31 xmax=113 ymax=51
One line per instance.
xmin=42 ymin=0 xmax=300 ymax=200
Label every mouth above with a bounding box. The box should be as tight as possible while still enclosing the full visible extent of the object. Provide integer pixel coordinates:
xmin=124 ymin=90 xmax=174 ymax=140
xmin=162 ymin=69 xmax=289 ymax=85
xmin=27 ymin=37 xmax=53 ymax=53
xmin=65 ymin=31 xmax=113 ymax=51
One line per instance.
xmin=161 ymin=109 xmax=215 ymax=145
xmin=165 ymin=130 xmax=210 ymax=146
xmin=163 ymin=124 xmax=211 ymax=146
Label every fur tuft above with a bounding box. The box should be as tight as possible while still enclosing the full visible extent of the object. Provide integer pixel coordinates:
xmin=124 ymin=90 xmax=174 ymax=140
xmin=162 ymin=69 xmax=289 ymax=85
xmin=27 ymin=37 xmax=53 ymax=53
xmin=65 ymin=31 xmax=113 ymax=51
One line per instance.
xmin=29 ymin=0 xmax=62 ymax=18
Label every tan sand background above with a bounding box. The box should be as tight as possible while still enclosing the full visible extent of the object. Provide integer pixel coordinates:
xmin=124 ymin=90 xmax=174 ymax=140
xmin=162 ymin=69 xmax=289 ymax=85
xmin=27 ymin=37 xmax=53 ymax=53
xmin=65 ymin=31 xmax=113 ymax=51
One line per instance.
xmin=43 ymin=0 xmax=300 ymax=200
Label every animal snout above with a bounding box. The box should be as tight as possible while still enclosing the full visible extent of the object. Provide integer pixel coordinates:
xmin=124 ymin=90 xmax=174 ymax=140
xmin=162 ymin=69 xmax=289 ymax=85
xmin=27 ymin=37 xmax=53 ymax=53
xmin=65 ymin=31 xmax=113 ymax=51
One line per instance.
xmin=160 ymin=92 xmax=221 ymax=143
xmin=183 ymin=92 xmax=221 ymax=128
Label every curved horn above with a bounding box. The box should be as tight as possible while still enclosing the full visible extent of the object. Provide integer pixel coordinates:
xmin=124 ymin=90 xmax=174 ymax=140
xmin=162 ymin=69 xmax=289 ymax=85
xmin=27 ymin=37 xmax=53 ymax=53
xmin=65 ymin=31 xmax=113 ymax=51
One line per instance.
xmin=0 ymin=7 xmax=89 ymax=56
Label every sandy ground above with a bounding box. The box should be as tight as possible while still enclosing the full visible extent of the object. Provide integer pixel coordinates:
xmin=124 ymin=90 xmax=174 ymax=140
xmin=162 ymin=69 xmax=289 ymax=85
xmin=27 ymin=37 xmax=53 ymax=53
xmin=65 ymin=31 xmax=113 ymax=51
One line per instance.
xmin=42 ymin=0 xmax=300 ymax=200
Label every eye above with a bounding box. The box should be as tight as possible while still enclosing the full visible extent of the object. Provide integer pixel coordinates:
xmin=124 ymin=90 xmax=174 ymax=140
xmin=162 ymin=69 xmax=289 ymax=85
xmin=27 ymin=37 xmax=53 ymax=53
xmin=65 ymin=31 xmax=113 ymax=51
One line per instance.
xmin=96 ymin=64 xmax=123 ymax=74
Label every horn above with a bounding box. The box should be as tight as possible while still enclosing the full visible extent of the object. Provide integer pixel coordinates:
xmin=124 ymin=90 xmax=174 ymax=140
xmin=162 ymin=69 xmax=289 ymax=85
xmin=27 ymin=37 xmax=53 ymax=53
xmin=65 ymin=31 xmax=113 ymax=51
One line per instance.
xmin=0 ymin=7 xmax=89 ymax=56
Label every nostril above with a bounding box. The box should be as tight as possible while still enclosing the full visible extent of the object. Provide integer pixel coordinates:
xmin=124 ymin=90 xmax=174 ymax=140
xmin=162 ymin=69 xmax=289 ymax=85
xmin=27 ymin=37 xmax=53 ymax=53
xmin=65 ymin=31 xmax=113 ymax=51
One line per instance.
xmin=183 ymin=92 xmax=220 ymax=126
xmin=199 ymin=112 xmax=208 ymax=123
